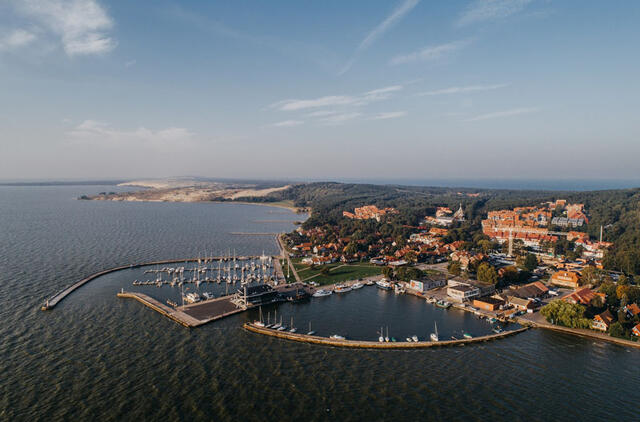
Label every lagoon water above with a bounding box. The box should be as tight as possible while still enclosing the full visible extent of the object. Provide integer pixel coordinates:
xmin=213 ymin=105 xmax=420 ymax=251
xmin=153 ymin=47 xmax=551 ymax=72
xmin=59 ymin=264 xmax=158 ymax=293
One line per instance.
xmin=1 ymin=186 xmax=639 ymax=421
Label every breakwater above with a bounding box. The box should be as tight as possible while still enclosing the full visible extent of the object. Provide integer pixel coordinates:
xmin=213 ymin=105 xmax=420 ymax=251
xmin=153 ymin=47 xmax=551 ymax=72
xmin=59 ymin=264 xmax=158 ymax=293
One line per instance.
xmin=41 ymin=255 xmax=280 ymax=310
xmin=243 ymin=322 xmax=528 ymax=349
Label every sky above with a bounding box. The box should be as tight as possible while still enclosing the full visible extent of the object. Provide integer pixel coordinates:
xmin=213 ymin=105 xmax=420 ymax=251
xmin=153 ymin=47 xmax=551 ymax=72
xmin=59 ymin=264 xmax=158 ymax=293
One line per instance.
xmin=0 ymin=0 xmax=639 ymax=182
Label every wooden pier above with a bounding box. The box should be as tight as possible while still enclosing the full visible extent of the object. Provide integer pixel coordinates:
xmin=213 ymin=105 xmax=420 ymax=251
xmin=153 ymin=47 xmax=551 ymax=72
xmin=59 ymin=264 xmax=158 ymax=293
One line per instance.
xmin=40 ymin=255 xmax=279 ymax=311
xmin=243 ymin=323 xmax=529 ymax=349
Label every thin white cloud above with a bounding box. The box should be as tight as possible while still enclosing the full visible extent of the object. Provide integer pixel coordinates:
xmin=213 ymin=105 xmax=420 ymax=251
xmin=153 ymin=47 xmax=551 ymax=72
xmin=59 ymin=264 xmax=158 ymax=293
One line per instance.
xmin=457 ymin=0 xmax=533 ymax=27
xmin=368 ymin=111 xmax=407 ymax=120
xmin=271 ymin=120 xmax=304 ymax=127
xmin=417 ymin=83 xmax=509 ymax=96
xmin=16 ymin=0 xmax=116 ymax=56
xmin=339 ymin=0 xmax=420 ymax=75
xmin=305 ymin=110 xmax=340 ymax=118
xmin=68 ymin=120 xmax=196 ymax=150
xmin=465 ymin=107 xmax=539 ymax=122
xmin=390 ymin=39 xmax=470 ymax=65
xmin=124 ymin=59 xmax=136 ymax=68
xmin=271 ymin=85 xmax=403 ymax=112
xmin=0 ymin=29 xmax=37 ymax=51
xmin=318 ymin=112 xmax=363 ymax=125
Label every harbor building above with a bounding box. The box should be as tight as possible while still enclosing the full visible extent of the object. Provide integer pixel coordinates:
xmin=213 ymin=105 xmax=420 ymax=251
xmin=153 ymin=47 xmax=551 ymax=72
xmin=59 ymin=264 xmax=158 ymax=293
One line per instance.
xmin=235 ymin=285 xmax=280 ymax=307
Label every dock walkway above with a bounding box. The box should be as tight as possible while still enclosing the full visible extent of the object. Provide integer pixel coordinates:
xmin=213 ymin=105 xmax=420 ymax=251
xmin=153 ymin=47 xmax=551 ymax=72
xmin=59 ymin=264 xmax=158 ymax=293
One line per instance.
xmin=118 ymin=291 xmax=248 ymax=327
xmin=244 ymin=323 xmax=528 ymax=349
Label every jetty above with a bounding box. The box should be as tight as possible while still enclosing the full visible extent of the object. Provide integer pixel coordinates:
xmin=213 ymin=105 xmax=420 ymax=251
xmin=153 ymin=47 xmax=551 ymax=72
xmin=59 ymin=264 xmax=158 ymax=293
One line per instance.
xmin=243 ymin=322 xmax=528 ymax=349
xmin=41 ymin=255 xmax=281 ymax=311
xmin=117 ymin=291 xmax=247 ymax=327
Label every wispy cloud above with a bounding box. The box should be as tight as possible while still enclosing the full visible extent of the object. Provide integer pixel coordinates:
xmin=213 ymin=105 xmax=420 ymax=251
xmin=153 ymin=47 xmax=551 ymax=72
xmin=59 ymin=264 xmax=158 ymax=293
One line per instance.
xmin=339 ymin=0 xmax=420 ymax=75
xmin=318 ymin=112 xmax=363 ymax=125
xmin=457 ymin=0 xmax=533 ymax=27
xmin=271 ymin=85 xmax=403 ymax=111
xmin=124 ymin=59 xmax=137 ymax=68
xmin=271 ymin=120 xmax=304 ymax=127
xmin=390 ymin=39 xmax=470 ymax=65
xmin=465 ymin=107 xmax=539 ymax=122
xmin=68 ymin=120 xmax=196 ymax=150
xmin=417 ymin=83 xmax=509 ymax=96
xmin=305 ymin=110 xmax=340 ymax=118
xmin=0 ymin=29 xmax=37 ymax=51
xmin=368 ymin=111 xmax=407 ymax=120
xmin=14 ymin=0 xmax=116 ymax=56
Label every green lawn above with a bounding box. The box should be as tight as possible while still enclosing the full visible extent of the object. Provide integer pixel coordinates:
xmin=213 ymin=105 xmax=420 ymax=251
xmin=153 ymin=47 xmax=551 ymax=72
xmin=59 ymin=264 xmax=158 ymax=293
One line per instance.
xmin=291 ymin=258 xmax=382 ymax=285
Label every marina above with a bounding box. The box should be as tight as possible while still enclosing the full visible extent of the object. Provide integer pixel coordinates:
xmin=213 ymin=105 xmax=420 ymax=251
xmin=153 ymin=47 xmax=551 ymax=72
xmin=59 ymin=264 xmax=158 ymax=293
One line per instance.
xmin=41 ymin=251 xmax=282 ymax=311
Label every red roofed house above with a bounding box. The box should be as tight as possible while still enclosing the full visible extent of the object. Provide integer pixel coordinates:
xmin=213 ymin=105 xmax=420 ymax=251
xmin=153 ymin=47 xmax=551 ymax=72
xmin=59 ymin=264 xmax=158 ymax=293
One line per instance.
xmin=624 ymin=303 xmax=640 ymax=318
xmin=550 ymin=270 xmax=581 ymax=289
xmin=562 ymin=288 xmax=599 ymax=306
xmin=592 ymin=309 xmax=614 ymax=332
xmin=632 ymin=323 xmax=640 ymax=337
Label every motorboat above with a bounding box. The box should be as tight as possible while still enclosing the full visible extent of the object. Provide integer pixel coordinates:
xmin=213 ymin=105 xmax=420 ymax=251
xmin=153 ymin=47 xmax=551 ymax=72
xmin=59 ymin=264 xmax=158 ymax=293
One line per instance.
xmin=334 ymin=284 xmax=352 ymax=293
xmin=351 ymin=282 xmax=364 ymax=290
xmin=312 ymin=289 xmax=332 ymax=297
xmin=435 ymin=300 xmax=452 ymax=309
xmin=330 ymin=334 xmax=345 ymax=340
xmin=376 ymin=280 xmax=392 ymax=290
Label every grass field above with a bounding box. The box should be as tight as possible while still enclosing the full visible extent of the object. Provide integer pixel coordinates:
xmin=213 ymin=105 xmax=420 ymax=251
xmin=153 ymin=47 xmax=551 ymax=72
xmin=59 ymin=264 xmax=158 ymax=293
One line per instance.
xmin=291 ymin=258 xmax=382 ymax=285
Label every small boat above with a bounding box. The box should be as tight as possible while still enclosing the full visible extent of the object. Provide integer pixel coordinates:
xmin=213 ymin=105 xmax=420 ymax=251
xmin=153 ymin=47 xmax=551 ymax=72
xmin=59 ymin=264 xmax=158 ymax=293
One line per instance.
xmin=463 ymin=333 xmax=473 ymax=339
xmin=289 ymin=317 xmax=297 ymax=333
xmin=378 ymin=326 xmax=384 ymax=343
xmin=330 ymin=334 xmax=345 ymax=340
xmin=351 ymin=282 xmax=364 ymax=290
xmin=312 ymin=289 xmax=332 ymax=297
xmin=334 ymin=284 xmax=352 ymax=293
xmin=430 ymin=321 xmax=439 ymax=342
xmin=406 ymin=337 xmax=413 ymax=342
xmin=202 ymin=292 xmax=214 ymax=300
xmin=435 ymin=300 xmax=451 ymax=309
xmin=184 ymin=292 xmax=201 ymax=303
xmin=307 ymin=322 xmax=315 ymax=336
xmin=385 ymin=326 xmax=389 ymax=342
xmin=412 ymin=335 xmax=419 ymax=342
xmin=365 ymin=280 xmax=375 ymax=286
xmin=488 ymin=317 xmax=497 ymax=324
xmin=254 ymin=307 xmax=266 ymax=327
xmin=492 ymin=326 xmax=504 ymax=334
xmin=376 ymin=280 xmax=392 ymax=290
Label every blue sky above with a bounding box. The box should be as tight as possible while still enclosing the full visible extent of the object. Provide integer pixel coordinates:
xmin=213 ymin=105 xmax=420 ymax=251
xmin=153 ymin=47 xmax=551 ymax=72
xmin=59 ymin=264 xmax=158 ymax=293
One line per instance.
xmin=1 ymin=0 xmax=639 ymax=182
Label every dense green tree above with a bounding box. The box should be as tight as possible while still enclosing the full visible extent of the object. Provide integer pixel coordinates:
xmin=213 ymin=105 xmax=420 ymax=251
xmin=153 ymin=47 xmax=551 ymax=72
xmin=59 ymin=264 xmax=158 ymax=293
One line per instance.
xmin=477 ymin=262 xmax=498 ymax=285
xmin=540 ymin=301 xmax=591 ymax=328
xmin=523 ymin=253 xmax=538 ymax=272
xmin=608 ymin=322 xmax=628 ymax=339
xmin=447 ymin=261 xmax=461 ymax=276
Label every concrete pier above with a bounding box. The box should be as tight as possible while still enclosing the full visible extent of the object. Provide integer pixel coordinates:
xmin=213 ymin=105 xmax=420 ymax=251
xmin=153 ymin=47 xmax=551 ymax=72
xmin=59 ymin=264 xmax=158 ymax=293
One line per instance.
xmin=117 ymin=291 xmax=249 ymax=327
xmin=243 ymin=322 xmax=528 ymax=349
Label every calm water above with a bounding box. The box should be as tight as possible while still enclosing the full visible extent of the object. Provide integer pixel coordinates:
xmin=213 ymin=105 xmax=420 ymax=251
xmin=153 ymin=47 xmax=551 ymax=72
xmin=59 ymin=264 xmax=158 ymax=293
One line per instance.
xmin=1 ymin=186 xmax=638 ymax=421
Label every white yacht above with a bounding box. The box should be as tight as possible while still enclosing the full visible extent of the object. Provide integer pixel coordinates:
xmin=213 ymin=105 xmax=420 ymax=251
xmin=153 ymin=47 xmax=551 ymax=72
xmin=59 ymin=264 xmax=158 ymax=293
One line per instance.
xmin=430 ymin=322 xmax=439 ymax=342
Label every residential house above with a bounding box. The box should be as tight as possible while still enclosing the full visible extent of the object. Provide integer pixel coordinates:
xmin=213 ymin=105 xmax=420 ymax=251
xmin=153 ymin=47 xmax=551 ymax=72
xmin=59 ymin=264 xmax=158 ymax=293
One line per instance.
xmin=562 ymin=288 xmax=602 ymax=306
xmin=623 ymin=303 xmax=640 ymax=318
xmin=550 ymin=270 xmax=581 ymax=289
xmin=632 ymin=323 xmax=640 ymax=337
xmin=592 ymin=309 xmax=614 ymax=331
